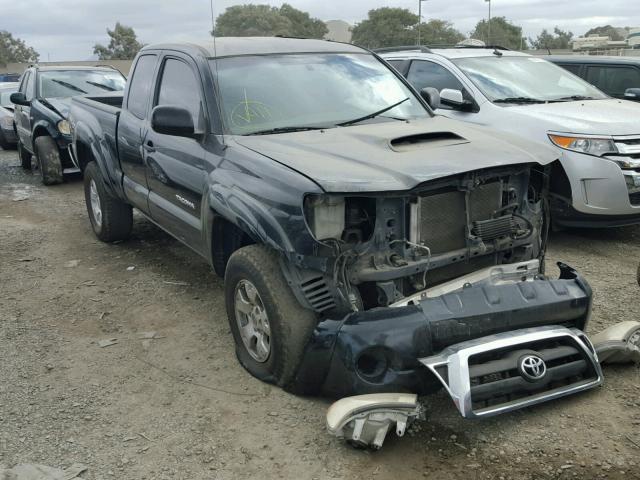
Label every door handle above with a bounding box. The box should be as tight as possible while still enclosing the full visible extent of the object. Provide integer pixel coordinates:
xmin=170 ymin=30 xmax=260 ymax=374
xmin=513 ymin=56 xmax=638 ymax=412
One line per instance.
xmin=143 ymin=141 xmax=155 ymax=153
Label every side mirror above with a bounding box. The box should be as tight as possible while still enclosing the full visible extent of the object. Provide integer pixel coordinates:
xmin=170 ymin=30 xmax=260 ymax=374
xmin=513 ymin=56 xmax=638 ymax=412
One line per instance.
xmin=420 ymin=87 xmax=440 ymax=110
xmin=151 ymin=105 xmax=198 ymax=138
xmin=439 ymin=88 xmax=465 ymax=108
xmin=10 ymin=92 xmax=29 ymax=106
xmin=624 ymin=88 xmax=640 ymax=100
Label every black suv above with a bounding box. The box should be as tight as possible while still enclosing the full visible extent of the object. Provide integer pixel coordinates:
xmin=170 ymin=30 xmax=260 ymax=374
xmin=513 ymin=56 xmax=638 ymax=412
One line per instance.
xmin=11 ymin=66 xmax=126 ymax=184
xmin=548 ymin=55 xmax=640 ymax=102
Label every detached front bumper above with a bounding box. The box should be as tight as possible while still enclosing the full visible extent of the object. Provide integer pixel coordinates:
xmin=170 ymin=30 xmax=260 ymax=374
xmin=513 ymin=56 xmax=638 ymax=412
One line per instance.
xmin=295 ymin=261 xmax=593 ymax=398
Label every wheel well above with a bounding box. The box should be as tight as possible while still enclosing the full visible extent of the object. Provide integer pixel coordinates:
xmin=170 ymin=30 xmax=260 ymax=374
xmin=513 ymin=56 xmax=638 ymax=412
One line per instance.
xmin=549 ymin=160 xmax=572 ymax=200
xmin=211 ymin=215 xmax=255 ymax=277
xmin=31 ymin=126 xmax=50 ymax=149
xmin=75 ymin=140 xmax=94 ymax=172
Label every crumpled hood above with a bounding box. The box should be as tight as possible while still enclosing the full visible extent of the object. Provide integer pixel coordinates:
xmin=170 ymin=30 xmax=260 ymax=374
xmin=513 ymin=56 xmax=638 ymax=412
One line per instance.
xmin=42 ymin=97 xmax=71 ymax=119
xmin=234 ymin=116 xmax=557 ymax=192
xmin=506 ymin=99 xmax=640 ymax=136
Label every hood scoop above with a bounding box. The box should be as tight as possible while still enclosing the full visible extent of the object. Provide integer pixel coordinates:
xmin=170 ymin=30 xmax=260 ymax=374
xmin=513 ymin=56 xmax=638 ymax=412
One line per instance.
xmin=390 ymin=131 xmax=468 ymax=152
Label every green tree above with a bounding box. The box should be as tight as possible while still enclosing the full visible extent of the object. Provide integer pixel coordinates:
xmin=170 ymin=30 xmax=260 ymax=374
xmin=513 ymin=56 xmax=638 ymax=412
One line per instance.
xmin=471 ymin=16 xmax=527 ymax=50
xmin=214 ymin=4 xmax=327 ymax=39
xmin=417 ymin=19 xmax=465 ymax=46
xmin=279 ymin=4 xmax=328 ymax=39
xmin=584 ymin=25 xmax=625 ymax=41
xmin=351 ymin=7 xmax=418 ymax=48
xmin=529 ymin=27 xmax=573 ymax=50
xmin=93 ymin=22 xmax=144 ymax=60
xmin=0 ymin=30 xmax=39 ymax=66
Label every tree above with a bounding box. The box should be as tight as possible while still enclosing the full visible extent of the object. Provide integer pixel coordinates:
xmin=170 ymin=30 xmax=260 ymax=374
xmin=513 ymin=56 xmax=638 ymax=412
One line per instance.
xmin=351 ymin=8 xmax=418 ymax=48
xmin=0 ymin=31 xmax=39 ymax=66
xmin=279 ymin=4 xmax=328 ymax=39
xmin=584 ymin=25 xmax=625 ymax=41
xmin=93 ymin=22 xmax=144 ymax=60
xmin=417 ymin=19 xmax=465 ymax=46
xmin=529 ymin=27 xmax=573 ymax=50
xmin=214 ymin=4 xmax=327 ymax=39
xmin=471 ymin=16 xmax=527 ymax=50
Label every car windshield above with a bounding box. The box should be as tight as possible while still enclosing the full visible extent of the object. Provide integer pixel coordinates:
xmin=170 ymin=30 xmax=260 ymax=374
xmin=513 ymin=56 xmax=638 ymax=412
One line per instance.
xmin=453 ymin=56 xmax=607 ymax=103
xmin=0 ymin=89 xmax=17 ymax=107
xmin=39 ymin=70 xmax=126 ymax=98
xmin=212 ymin=53 xmax=429 ymax=135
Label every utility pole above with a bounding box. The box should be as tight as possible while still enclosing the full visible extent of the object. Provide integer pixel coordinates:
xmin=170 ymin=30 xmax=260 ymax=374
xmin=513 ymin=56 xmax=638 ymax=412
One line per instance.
xmin=486 ymin=0 xmax=492 ymax=44
xmin=417 ymin=0 xmax=428 ymax=46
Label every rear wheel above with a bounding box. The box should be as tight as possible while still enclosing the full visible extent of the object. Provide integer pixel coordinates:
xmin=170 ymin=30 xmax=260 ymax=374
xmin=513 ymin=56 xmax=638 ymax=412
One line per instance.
xmin=224 ymin=245 xmax=317 ymax=390
xmin=83 ymin=162 xmax=133 ymax=242
xmin=17 ymin=139 xmax=31 ymax=169
xmin=34 ymin=136 xmax=63 ymax=185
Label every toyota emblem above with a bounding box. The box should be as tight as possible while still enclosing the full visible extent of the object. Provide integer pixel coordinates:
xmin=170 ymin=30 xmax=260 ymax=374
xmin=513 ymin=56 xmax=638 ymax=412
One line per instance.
xmin=519 ymin=354 xmax=547 ymax=382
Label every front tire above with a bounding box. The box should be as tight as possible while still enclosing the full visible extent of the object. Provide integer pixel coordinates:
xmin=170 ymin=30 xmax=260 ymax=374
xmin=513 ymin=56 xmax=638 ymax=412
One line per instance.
xmin=0 ymin=130 xmax=12 ymax=150
xmin=34 ymin=136 xmax=63 ymax=185
xmin=224 ymin=245 xmax=317 ymax=390
xmin=83 ymin=162 xmax=133 ymax=242
xmin=17 ymin=139 xmax=31 ymax=169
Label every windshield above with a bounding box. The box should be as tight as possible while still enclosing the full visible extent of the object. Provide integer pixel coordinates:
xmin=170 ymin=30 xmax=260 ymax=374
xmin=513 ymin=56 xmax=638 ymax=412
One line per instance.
xmin=39 ymin=70 xmax=126 ymax=99
xmin=212 ymin=53 xmax=428 ymax=135
xmin=0 ymin=89 xmax=17 ymax=107
xmin=453 ymin=56 xmax=607 ymax=103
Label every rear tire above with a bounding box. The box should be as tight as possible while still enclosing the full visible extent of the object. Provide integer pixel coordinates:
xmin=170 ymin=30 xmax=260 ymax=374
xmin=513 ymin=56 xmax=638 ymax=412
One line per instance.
xmin=83 ymin=162 xmax=133 ymax=242
xmin=224 ymin=245 xmax=317 ymax=390
xmin=17 ymin=139 xmax=31 ymax=169
xmin=34 ymin=136 xmax=63 ymax=185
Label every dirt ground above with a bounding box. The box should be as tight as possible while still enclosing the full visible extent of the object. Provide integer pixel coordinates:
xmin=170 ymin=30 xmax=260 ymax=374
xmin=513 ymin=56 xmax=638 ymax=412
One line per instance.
xmin=1 ymin=146 xmax=640 ymax=480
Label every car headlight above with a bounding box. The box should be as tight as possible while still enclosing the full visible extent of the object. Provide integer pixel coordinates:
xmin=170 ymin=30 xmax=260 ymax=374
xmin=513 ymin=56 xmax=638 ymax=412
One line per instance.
xmin=548 ymin=134 xmax=617 ymax=157
xmin=57 ymin=119 xmax=71 ymax=135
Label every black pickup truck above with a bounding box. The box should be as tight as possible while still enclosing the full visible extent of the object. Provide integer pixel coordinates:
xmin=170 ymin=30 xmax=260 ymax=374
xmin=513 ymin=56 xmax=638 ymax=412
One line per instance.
xmin=11 ymin=65 xmax=126 ymax=184
xmin=70 ymin=37 xmax=619 ymax=439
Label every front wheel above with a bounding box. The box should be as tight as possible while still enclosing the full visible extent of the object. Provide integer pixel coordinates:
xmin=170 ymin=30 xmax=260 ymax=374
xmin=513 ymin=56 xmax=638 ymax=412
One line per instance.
xmin=34 ymin=136 xmax=63 ymax=185
xmin=83 ymin=162 xmax=133 ymax=242
xmin=224 ymin=245 xmax=317 ymax=390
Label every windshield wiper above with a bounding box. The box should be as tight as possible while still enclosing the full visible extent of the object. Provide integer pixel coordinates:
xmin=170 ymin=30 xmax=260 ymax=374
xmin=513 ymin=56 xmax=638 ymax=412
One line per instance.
xmin=86 ymin=81 xmax=116 ymax=92
xmin=51 ymin=79 xmax=87 ymax=94
xmin=552 ymin=95 xmax=596 ymax=101
xmin=245 ymin=126 xmax=330 ymax=136
xmin=493 ymin=97 xmax=547 ymax=104
xmin=337 ymin=97 xmax=410 ymax=127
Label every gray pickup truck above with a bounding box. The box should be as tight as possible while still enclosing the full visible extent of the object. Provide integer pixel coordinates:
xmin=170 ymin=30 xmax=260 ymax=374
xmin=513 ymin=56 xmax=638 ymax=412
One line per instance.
xmin=68 ymin=37 xmax=640 ymax=449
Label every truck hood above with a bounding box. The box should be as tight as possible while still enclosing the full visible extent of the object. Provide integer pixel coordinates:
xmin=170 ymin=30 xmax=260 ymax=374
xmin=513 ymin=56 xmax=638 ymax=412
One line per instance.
xmin=505 ymin=99 xmax=640 ymax=136
xmin=41 ymin=97 xmax=71 ymax=119
xmin=234 ymin=116 xmax=557 ymax=192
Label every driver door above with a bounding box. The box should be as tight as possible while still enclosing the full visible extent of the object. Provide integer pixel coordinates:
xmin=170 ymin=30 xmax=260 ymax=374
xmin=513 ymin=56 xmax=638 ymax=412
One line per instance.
xmin=15 ymin=70 xmax=35 ymax=151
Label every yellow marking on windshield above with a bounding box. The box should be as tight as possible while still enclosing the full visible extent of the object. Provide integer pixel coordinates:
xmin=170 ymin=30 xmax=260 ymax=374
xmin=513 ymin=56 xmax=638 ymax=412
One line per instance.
xmin=230 ymin=89 xmax=274 ymax=128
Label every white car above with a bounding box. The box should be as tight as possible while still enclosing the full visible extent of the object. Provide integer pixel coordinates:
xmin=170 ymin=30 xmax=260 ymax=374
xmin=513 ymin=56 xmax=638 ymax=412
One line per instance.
xmin=381 ymin=46 xmax=640 ymax=227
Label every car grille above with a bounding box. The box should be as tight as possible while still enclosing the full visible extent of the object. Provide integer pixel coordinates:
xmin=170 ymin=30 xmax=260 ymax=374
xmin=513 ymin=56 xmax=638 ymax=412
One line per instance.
xmin=630 ymin=192 xmax=640 ymax=206
xmin=420 ymin=327 xmax=603 ymax=418
xmin=418 ymin=182 xmax=502 ymax=254
xmin=468 ymin=336 xmax=599 ymax=414
xmin=614 ymin=136 xmax=640 ymax=159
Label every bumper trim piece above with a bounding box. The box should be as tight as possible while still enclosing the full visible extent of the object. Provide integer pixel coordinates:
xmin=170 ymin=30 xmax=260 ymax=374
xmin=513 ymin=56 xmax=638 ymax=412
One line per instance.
xmin=419 ymin=326 xmax=603 ymax=418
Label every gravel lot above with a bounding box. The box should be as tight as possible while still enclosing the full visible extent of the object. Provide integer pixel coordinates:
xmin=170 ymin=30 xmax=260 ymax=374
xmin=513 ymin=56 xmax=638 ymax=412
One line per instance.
xmin=1 ymin=146 xmax=640 ymax=480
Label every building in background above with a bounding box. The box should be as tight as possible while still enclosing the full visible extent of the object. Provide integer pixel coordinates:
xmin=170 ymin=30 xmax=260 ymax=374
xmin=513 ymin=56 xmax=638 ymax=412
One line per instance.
xmin=629 ymin=28 xmax=640 ymax=49
xmin=325 ymin=20 xmax=352 ymax=43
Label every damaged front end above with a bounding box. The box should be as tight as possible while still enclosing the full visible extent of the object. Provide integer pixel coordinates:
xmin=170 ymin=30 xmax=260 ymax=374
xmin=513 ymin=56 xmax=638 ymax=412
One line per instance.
xmin=275 ymin=162 xmax=638 ymax=448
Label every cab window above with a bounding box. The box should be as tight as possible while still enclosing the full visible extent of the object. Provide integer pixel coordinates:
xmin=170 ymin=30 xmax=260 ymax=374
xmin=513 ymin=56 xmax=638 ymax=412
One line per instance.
xmin=155 ymin=58 xmax=203 ymax=125
xmin=585 ymin=65 xmax=640 ymax=97
xmin=407 ymin=60 xmax=465 ymax=93
xmin=127 ymin=55 xmax=158 ymax=119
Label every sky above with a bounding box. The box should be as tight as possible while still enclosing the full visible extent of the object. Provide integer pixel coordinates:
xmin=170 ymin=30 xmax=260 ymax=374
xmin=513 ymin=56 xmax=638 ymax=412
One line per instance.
xmin=1 ymin=0 xmax=638 ymax=61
